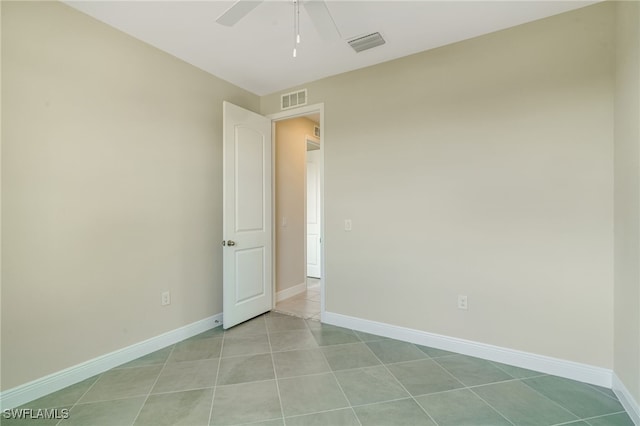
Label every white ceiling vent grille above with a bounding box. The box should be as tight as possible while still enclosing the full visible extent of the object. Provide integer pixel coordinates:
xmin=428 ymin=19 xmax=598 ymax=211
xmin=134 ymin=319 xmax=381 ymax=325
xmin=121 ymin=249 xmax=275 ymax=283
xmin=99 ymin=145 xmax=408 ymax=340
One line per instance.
xmin=348 ymin=32 xmax=386 ymax=53
xmin=281 ymin=89 xmax=307 ymax=110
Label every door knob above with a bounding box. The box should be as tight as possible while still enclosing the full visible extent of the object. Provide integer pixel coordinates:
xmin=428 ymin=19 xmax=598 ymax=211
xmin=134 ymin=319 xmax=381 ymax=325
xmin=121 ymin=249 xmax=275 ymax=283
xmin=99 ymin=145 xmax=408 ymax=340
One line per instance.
xmin=226 ymin=240 xmax=236 ymax=246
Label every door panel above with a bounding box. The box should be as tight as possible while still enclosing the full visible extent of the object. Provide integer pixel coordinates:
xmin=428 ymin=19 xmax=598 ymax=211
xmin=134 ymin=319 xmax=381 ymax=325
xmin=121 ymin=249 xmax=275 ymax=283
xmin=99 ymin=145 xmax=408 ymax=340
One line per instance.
xmin=306 ymin=150 xmax=321 ymax=278
xmin=235 ymin=127 xmax=265 ymax=232
xmin=223 ymin=102 xmax=272 ymax=329
xmin=235 ymin=248 xmax=265 ymax=303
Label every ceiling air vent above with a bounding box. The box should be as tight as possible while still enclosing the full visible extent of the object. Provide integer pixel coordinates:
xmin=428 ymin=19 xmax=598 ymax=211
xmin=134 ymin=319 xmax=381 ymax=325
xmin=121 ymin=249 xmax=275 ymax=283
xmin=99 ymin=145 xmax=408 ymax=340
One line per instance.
xmin=348 ymin=32 xmax=386 ymax=53
xmin=281 ymin=89 xmax=307 ymax=110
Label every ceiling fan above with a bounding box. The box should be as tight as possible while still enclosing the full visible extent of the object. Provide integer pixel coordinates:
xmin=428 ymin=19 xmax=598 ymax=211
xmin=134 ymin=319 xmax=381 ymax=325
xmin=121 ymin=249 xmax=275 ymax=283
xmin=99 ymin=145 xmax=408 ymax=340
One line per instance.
xmin=216 ymin=0 xmax=341 ymax=42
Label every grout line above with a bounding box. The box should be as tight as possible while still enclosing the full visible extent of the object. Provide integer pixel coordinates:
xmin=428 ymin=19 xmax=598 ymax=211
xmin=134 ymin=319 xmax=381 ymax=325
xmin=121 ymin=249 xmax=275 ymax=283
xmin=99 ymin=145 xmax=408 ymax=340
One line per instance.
xmin=219 ymin=349 xmax=272 ymax=360
xmin=317 ymin=347 xmax=363 ymax=426
xmin=265 ymin=318 xmax=287 ymax=426
xmin=423 ymin=355 xmax=516 ymax=426
xmin=207 ymin=327 xmax=226 ymax=426
xmin=551 ymin=420 xmax=588 ymax=426
xmin=300 ymin=334 xmax=367 ymax=348
xmin=61 ymin=393 xmax=162 ymax=407
xmin=381 ymin=356 xmax=448 ymax=368
xmin=54 ymin=372 xmax=105 ymax=426
xmin=214 ymin=377 xmax=282 ymax=388
xmin=270 ymin=370 xmax=336 ymax=382
xmin=50 ymin=364 xmax=175 ymax=421
xmin=138 ymin=386 xmax=215 ymax=397
xmin=129 ymin=344 xmax=176 ymax=426
xmin=422 ymin=353 xmax=459 ymax=360
xmin=349 ymin=396 xmax=418 ymax=410
xmin=358 ymin=343 xmax=441 ymax=426
xmin=466 ymin=387 xmax=517 ymax=426
xmin=519 ymin=377 xmax=592 ymax=421
xmin=487 ymin=360 xmax=547 ymax=380
xmin=463 ymin=377 xmax=528 ymax=390
xmin=313 ymin=341 xmax=367 ymax=349
xmin=281 ymin=405 xmax=360 ymax=421
xmin=520 ymin=373 xmax=549 ymax=380
xmin=485 ymin=367 xmax=549 ymax=382
xmin=308 ymin=313 xmax=361 ymax=424
xmin=565 ymin=410 xmax=630 ymax=425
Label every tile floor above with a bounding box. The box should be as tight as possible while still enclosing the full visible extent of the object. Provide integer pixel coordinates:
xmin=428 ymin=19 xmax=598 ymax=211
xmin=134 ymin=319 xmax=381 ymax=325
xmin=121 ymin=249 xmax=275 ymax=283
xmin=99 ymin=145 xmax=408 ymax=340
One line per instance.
xmin=274 ymin=278 xmax=321 ymax=320
xmin=5 ymin=313 xmax=634 ymax=426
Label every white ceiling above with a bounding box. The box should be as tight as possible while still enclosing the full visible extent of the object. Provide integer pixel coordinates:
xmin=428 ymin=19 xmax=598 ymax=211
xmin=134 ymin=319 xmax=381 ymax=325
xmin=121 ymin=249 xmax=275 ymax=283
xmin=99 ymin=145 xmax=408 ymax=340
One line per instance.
xmin=65 ymin=0 xmax=600 ymax=96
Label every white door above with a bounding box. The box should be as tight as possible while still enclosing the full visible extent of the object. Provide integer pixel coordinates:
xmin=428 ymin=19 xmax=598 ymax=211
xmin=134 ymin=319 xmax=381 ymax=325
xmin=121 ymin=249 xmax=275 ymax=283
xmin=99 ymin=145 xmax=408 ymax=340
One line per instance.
xmin=223 ymin=101 xmax=272 ymax=329
xmin=306 ymin=150 xmax=321 ymax=278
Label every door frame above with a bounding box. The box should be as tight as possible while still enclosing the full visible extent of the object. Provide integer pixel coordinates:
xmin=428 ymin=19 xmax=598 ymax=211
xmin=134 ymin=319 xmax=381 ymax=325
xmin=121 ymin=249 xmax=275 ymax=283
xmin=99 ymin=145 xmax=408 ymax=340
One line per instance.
xmin=268 ymin=103 xmax=325 ymax=319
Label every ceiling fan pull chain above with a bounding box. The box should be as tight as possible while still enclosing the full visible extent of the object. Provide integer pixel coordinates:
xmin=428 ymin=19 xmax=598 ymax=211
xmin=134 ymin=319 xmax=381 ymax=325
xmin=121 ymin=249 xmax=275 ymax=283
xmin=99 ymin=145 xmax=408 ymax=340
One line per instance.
xmin=296 ymin=0 xmax=301 ymax=44
xmin=292 ymin=0 xmax=301 ymax=58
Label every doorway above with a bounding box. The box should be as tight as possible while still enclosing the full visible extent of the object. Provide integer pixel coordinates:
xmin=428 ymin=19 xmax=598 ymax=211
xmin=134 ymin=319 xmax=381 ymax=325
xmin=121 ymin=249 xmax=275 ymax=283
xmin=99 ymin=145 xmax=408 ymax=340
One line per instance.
xmin=270 ymin=108 xmax=323 ymax=320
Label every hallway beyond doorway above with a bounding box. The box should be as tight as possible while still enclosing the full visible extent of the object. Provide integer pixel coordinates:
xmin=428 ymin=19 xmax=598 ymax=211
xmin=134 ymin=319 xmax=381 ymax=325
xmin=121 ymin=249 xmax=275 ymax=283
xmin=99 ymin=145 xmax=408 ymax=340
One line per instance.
xmin=275 ymin=278 xmax=320 ymax=320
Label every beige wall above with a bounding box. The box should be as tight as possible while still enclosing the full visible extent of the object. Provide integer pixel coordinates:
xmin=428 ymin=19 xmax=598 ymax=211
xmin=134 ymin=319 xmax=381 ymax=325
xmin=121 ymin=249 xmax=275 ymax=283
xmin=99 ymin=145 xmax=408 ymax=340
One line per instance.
xmin=1 ymin=1 xmax=258 ymax=390
xmin=262 ymin=3 xmax=616 ymax=368
xmin=614 ymin=0 xmax=640 ymax=404
xmin=275 ymin=117 xmax=317 ymax=293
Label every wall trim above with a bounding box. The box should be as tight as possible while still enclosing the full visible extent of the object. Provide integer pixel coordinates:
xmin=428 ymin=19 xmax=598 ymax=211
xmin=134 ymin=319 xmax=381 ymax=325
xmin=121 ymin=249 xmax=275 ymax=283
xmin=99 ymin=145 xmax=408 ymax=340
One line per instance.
xmin=0 ymin=313 xmax=223 ymax=410
xmin=322 ymin=311 xmax=613 ymax=388
xmin=276 ymin=281 xmax=306 ymax=303
xmin=613 ymin=373 xmax=640 ymax=425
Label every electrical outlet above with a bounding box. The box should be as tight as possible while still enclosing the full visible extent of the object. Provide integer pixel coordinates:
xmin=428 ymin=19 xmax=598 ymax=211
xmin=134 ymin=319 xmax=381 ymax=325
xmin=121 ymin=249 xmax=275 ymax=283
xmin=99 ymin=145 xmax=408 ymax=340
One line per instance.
xmin=344 ymin=219 xmax=352 ymax=231
xmin=457 ymin=295 xmax=468 ymax=310
xmin=161 ymin=291 xmax=171 ymax=306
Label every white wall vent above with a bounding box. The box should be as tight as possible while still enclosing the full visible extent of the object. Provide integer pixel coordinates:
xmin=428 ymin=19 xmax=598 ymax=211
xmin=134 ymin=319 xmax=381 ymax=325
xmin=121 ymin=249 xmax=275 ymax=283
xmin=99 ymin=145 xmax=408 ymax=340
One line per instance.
xmin=281 ymin=89 xmax=307 ymax=110
xmin=348 ymin=32 xmax=386 ymax=53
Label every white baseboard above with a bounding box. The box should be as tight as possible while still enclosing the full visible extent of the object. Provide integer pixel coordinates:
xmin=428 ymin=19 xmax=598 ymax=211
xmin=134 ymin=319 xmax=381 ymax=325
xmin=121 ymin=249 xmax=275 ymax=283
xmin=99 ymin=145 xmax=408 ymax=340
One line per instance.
xmin=322 ymin=311 xmax=613 ymax=388
xmin=276 ymin=282 xmax=306 ymax=302
xmin=613 ymin=373 xmax=640 ymax=425
xmin=0 ymin=313 xmax=223 ymax=410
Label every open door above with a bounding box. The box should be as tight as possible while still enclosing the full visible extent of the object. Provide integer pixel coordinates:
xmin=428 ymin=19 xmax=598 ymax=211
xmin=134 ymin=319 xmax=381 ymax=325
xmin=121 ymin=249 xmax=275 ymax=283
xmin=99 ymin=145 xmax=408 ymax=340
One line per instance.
xmin=223 ymin=101 xmax=272 ymax=329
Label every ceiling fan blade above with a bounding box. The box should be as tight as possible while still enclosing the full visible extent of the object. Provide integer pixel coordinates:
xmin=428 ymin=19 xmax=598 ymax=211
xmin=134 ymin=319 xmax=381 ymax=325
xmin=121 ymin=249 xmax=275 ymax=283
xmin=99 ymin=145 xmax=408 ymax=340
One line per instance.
xmin=304 ymin=0 xmax=341 ymax=41
xmin=216 ymin=0 xmax=263 ymax=27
